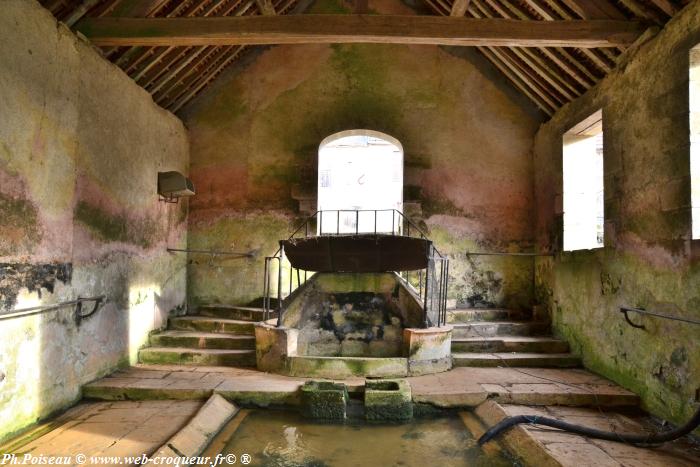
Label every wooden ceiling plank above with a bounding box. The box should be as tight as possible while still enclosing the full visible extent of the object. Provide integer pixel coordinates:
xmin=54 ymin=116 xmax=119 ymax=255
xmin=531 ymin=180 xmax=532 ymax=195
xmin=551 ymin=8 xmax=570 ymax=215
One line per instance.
xmin=524 ymin=0 xmax=613 ymax=72
xmin=255 ymin=0 xmax=277 ymax=15
xmin=75 ymin=15 xmax=645 ymax=48
xmin=560 ymin=0 xmax=627 ymax=19
xmin=144 ymin=0 xmax=257 ymax=106
xmin=479 ymin=47 xmax=555 ymax=114
xmin=647 ymin=0 xmax=680 ymax=17
xmin=63 ymin=0 xmax=102 ymax=26
xmin=487 ymin=46 xmax=561 ymax=108
xmin=479 ymin=0 xmax=596 ymax=86
xmin=138 ymin=47 xmax=195 ymax=87
xmin=470 ymin=2 xmax=575 ymax=100
xmin=450 ymin=0 xmax=471 ymax=17
xmin=617 ymin=0 xmax=666 ymax=24
xmin=156 ymin=46 xmax=231 ymax=101
xmin=109 ymin=0 xmax=171 ymax=17
xmin=120 ymin=0 xmax=243 ymax=87
xmin=148 ymin=48 xmax=210 ymax=93
xmin=166 ymin=46 xmax=247 ymax=111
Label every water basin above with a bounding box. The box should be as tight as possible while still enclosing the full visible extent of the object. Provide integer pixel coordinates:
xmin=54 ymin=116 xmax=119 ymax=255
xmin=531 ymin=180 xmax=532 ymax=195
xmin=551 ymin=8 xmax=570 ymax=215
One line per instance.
xmin=208 ymin=410 xmax=520 ymax=467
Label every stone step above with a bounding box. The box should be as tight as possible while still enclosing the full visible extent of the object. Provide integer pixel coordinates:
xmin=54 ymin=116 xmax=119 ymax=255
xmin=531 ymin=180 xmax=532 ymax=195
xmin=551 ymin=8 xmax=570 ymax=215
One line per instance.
xmin=197 ymin=305 xmax=276 ymax=322
xmin=451 ymin=336 xmax=569 ymax=353
xmin=169 ymin=316 xmax=255 ymax=335
xmin=150 ymin=330 xmax=255 ymax=350
xmin=447 ymin=308 xmax=527 ymax=323
xmin=451 ymin=321 xmax=550 ymax=338
xmin=138 ymin=347 xmax=256 ymax=367
xmin=452 ymin=352 xmax=581 ymax=368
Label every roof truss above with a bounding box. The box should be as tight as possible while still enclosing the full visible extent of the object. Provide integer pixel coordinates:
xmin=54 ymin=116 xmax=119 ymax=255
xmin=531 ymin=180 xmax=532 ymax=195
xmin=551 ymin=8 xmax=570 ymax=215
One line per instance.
xmin=39 ymin=0 xmax=684 ymax=115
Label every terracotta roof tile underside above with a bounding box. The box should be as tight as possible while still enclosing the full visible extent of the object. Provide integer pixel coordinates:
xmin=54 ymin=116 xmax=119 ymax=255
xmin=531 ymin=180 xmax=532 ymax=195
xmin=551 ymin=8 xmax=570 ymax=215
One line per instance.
xmin=41 ymin=0 xmax=685 ymax=116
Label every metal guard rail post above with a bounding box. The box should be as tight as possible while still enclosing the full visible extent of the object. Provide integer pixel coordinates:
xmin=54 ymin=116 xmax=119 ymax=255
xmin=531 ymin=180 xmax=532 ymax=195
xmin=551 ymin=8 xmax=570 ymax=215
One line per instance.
xmin=620 ymin=306 xmax=700 ymax=329
xmin=0 ymin=296 xmax=106 ymax=325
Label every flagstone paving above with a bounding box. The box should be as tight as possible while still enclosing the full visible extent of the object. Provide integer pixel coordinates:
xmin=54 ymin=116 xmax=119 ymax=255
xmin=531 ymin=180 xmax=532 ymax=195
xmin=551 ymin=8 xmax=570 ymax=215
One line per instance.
xmin=82 ymin=365 xmax=639 ymax=408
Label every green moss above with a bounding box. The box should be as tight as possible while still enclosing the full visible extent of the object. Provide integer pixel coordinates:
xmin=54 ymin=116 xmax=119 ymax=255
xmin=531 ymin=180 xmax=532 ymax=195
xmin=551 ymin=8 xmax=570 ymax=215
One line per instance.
xmin=0 ymin=194 xmax=41 ymax=255
xmin=196 ymin=82 xmax=248 ymax=128
xmin=365 ymin=379 xmax=412 ymax=421
xmin=301 ymin=381 xmax=348 ymax=419
xmin=74 ymin=201 xmax=156 ymax=248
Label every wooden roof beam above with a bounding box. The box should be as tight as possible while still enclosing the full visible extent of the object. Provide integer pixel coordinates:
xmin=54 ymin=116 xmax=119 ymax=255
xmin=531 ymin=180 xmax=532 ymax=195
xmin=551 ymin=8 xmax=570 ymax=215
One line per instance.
xmin=75 ymin=15 xmax=646 ymax=48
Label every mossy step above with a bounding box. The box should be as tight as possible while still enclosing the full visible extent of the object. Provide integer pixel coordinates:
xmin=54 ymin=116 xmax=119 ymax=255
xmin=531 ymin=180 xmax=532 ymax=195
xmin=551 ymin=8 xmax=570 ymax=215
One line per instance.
xmin=150 ymin=331 xmax=255 ymax=350
xmin=452 ymin=352 xmax=581 ymax=368
xmin=169 ymin=316 xmax=255 ymax=335
xmin=198 ymin=305 xmax=276 ymax=322
xmin=451 ymin=337 xmax=569 ymax=353
xmin=447 ymin=308 xmax=527 ymax=323
xmin=451 ymin=321 xmax=550 ymax=338
xmin=139 ymin=347 xmax=256 ymax=367
xmin=288 ymin=356 xmax=408 ymax=379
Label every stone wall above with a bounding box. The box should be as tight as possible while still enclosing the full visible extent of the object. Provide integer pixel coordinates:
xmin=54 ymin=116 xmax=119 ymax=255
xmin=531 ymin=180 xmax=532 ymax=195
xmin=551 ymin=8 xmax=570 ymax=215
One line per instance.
xmin=0 ymin=1 xmax=189 ymax=441
xmin=182 ymin=0 xmax=542 ymax=310
xmin=533 ymin=2 xmax=700 ymax=425
xmin=280 ymin=273 xmax=424 ymax=357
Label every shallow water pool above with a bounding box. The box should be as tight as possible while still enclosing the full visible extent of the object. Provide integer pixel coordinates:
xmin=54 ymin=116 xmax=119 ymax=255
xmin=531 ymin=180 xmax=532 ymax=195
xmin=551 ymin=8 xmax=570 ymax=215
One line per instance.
xmin=212 ymin=411 xmax=519 ymax=467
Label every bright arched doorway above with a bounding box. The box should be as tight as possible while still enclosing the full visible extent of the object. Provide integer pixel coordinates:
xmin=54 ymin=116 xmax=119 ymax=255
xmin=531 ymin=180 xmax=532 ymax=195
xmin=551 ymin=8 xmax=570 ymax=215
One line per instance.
xmin=317 ymin=130 xmax=403 ymax=234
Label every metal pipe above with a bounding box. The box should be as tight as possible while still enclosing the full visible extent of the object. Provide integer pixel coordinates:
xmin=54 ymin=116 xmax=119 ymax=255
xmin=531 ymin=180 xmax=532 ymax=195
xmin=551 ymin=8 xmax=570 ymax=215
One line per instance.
xmin=466 ymin=251 xmax=554 ymax=257
xmin=263 ymin=257 xmax=270 ymax=319
xmin=479 ymin=405 xmax=700 ymax=447
xmin=167 ymin=248 xmax=254 ymax=257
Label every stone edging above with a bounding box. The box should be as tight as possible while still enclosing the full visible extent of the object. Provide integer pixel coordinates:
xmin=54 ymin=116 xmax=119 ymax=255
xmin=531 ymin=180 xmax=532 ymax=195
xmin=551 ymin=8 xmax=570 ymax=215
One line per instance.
xmin=150 ymin=394 xmax=239 ymax=466
xmin=472 ymin=400 xmax=562 ymax=467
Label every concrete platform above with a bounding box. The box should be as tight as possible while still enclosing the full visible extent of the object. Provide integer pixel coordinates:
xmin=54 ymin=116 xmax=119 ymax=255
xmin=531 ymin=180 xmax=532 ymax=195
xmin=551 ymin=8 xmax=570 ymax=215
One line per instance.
xmin=0 ymin=400 xmax=202 ymax=461
xmin=83 ymin=365 xmax=639 ymax=409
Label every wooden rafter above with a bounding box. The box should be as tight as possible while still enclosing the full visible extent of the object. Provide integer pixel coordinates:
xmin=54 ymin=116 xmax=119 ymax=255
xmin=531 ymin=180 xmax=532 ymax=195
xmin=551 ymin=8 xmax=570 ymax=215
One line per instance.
xmin=451 ymin=0 xmax=471 ymax=16
xmin=39 ymin=0 xmax=683 ymax=114
xmin=75 ymin=15 xmax=645 ymax=47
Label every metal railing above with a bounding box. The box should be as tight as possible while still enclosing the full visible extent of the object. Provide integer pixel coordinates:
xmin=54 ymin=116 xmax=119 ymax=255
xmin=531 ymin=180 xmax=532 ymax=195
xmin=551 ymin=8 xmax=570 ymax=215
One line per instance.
xmin=0 ymin=296 xmax=105 ymax=325
xmin=620 ymin=306 xmax=700 ymax=329
xmin=262 ymin=209 xmax=449 ymax=328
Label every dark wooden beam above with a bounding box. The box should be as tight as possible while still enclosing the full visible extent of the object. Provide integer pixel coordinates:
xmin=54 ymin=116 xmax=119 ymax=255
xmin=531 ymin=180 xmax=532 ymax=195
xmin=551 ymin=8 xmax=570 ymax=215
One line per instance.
xmin=76 ymin=15 xmax=645 ymax=48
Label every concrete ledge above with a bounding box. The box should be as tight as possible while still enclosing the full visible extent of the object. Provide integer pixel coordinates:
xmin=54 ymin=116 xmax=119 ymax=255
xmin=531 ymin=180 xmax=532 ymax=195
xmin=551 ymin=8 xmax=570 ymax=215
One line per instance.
xmin=288 ymin=356 xmax=408 ymax=378
xmin=254 ymin=322 xmax=298 ymax=373
xmin=151 ymin=394 xmax=239 ymax=466
xmin=403 ymin=326 xmax=452 ymax=376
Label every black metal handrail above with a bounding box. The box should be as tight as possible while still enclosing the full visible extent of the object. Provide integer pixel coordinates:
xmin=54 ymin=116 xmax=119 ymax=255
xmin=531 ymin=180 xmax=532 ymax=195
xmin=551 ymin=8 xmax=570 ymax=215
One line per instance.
xmin=262 ymin=209 xmax=449 ymax=327
xmin=0 ymin=296 xmax=105 ymax=325
xmin=466 ymin=251 xmax=555 ymax=257
xmin=620 ymin=306 xmax=700 ymax=329
xmin=167 ymin=248 xmax=254 ymax=258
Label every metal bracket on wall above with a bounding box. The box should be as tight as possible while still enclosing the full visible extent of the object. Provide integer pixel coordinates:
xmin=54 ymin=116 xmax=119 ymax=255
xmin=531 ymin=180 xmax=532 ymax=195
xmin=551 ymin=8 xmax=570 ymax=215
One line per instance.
xmin=0 ymin=296 xmax=106 ymax=323
xmin=619 ymin=306 xmax=700 ymax=330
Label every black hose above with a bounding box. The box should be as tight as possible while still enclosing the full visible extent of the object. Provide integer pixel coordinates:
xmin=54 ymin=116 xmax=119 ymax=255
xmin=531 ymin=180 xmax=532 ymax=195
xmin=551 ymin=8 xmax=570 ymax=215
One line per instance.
xmin=478 ymin=405 xmax=700 ymax=446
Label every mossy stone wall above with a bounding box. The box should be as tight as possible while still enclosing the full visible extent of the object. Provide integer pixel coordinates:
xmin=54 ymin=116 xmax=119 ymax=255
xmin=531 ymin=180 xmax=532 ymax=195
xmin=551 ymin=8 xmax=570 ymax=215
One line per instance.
xmin=533 ymin=2 xmax=700 ymax=426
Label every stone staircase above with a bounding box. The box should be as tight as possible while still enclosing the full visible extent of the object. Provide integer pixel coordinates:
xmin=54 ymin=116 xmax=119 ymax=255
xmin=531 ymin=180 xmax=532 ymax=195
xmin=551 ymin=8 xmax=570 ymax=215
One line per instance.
xmin=449 ymin=308 xmax=581 ymax=368
xmin=139 ymin=305 xmax=275 ymax=367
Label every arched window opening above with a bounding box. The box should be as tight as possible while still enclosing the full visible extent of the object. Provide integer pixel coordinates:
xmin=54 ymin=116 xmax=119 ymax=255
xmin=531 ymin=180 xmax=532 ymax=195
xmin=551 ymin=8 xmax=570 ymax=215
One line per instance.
xmin=317 ymin=130 xmax=403 ymax=234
